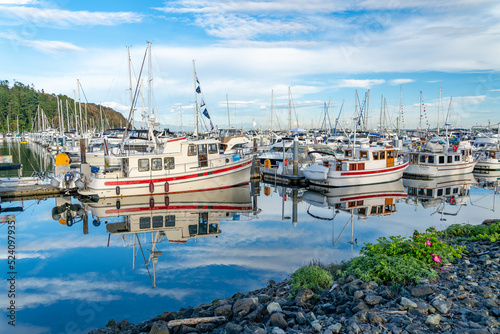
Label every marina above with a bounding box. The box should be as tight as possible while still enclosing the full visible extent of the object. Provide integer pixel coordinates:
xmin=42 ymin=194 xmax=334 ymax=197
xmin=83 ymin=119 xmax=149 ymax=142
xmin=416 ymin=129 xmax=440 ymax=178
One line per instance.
xmin=0 ymin=139 xmax=499 ymax=333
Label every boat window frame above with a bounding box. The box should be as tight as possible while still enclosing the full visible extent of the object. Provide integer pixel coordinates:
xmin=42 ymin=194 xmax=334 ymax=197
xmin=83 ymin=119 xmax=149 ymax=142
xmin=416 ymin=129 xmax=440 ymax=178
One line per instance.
xmin=165 ymin=215 xmax=175 ymax=227
xmin=360 ymin=151 xmax=368 ymax=159
xmin=187 ymin=145 xmax=197 ymax=156
xmin=372 ymin=151 xmax=379 ymax=160
xmin=151 ymin=158 xmax=163 ymax=171
xmin=345 ymin=150 xmax=352 ymax=157
xmin=428 ymin=155 xmax=435 ymax=164
xmin=447 ymin=156 xmax=453 ymax=164
xmin=419 ymin=155 xmax=426 ymax=163
xmin=454 ymin=155 xmax=460 ymax=162
xmin=380 ymin=151 xmax=385 ymax=159
xmin=152 ymin=216 xmax=163 ymax=228
xmin=208 ymin=143 xmax=218 ymax=154
xmin=139 ymin=217 xmax=151 ymax=229
xmin=164 ymin=157 xmax=175 ymax=170
xmin=138 ymin=158 xmax=150 ymax=172
xmin=439 ymin=156 xmax=445 ymax=164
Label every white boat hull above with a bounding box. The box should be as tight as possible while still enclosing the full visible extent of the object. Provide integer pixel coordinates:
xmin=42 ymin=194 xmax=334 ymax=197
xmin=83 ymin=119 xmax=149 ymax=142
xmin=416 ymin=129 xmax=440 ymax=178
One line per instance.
xmin=404 ymin=160 xmax=477 ymax=178
xmin=306 ymin=161 xmax=409 ymax=187
xmin=78 ymin=157 xmax=253 ymax=199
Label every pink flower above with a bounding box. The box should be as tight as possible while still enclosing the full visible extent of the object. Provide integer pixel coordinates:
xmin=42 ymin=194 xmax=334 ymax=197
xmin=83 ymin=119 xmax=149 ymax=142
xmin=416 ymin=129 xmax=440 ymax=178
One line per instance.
xmin=430 ymin=253 xmax=441 ymax=263
xmin=425 ymin=240 xmax=432 ymax=247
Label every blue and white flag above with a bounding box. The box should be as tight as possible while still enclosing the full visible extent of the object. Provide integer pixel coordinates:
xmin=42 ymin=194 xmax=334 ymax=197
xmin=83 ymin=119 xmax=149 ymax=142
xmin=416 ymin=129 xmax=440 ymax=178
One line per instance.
xmin=200 ymin=98 xmax=205 ymax=107
xmin=196 ymin=86 xmax=201 ymax=94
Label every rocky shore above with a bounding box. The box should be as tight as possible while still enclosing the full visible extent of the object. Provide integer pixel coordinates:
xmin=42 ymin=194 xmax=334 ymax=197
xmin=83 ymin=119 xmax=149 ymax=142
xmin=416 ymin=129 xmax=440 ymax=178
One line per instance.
xmin=90 ymin=239 xmax=499 ymax=334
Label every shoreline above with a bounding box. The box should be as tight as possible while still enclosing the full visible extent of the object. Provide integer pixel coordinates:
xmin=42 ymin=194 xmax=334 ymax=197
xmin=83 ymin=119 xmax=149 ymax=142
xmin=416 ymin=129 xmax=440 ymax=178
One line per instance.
xmin=89 ymin=229 xmax=500 ymax=334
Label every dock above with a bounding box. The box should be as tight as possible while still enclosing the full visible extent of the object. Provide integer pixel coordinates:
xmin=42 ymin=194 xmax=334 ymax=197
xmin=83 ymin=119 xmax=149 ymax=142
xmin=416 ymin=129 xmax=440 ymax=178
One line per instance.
xmin=0 ymin=183 xmax=70 ymax=201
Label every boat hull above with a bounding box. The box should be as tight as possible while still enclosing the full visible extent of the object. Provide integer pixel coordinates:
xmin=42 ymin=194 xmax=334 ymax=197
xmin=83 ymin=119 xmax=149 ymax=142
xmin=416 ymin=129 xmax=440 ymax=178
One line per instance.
xmin=78 ymin=157 xmax=253 ymax=199
xmin=404 ymin=160 xmax=477 ymax=179
xmin=307 ymin=161 xmax=409 ymax=187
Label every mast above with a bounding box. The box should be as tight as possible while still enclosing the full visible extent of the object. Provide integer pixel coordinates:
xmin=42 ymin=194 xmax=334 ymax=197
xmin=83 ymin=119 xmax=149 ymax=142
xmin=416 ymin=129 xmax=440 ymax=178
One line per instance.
xmin=438 ymin=88 xmax=442 ymax=136
xmin=193 ymin=60 xmax=199 ymax=136
xmin=226 ymin=94 xmax=230 ymax=128
xmin=270 ymin=90 xmax=273 ymax=132
xmin=398 ymin=85 xmax=403 ymax=137
xmin=288 ymin=86 xmax=291 ymax=131
xmin=66 ymin=99 xmax=70 ymax=132
xmin=419 ymin=91 xmax=423 ymax=133
xmin=77 ymin=80 xmax=83 ymax=135
xmin=127 ymin=46 xmax=134 ymax=129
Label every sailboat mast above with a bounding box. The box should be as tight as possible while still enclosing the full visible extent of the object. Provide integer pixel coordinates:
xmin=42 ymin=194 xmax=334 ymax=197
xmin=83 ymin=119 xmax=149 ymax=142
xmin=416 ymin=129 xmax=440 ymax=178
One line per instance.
xmin=127 ymin=46 xmax=134 ymax=129
xmin=419 ymin=91 xmax=423 ymax=133
xmin=398 ymin=85 xmax=403 ymax=137
xmin=148 ymin=41 xmax=152 ymax=124
xmin=193 ymin=60 xmax=199 ymax=136
xmin=438 ymin=88 xmax=442 ymax=136
xmin=66 ymin=99 xmax=70 ymax=132
xmin=288 ymin=86 xmax=291 ymax=131
xmin=226 ymin=94 xmax=230 ymax=128
xmin=270 ymin=90 xmax=273 ymax=132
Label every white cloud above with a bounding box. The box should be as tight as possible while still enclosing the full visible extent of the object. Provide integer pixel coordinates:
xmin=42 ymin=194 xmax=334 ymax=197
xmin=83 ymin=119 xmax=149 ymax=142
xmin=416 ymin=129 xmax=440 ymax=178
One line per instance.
xmin=0 ymin=30 xmax=84 ymax=54
xmin=389 ymin=79 xmax=415 ymax=86
xmin=337 ymin=79 xmax=386 ymax=89
xmin=0 ymin=5 xmax=143 ymax=27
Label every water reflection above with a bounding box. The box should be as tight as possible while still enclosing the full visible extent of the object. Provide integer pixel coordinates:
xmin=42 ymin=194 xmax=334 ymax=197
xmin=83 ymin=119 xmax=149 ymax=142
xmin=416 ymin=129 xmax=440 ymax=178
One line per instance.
xmin=403 ymin=173 xmax=477 ymax=221
xmin=79 ymin=185 xmax=253 ymax=288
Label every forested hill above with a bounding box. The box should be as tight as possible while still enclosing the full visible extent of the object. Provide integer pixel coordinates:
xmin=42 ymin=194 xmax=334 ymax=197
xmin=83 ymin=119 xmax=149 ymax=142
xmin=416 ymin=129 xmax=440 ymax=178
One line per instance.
xmin=0 ymin=80 xmax=128 ymax=133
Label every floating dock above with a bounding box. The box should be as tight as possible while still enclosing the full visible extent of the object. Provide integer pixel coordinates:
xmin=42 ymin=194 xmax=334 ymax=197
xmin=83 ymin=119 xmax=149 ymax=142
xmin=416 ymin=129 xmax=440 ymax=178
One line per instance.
xmin=0 ymin=183 xmax=70 ymax=201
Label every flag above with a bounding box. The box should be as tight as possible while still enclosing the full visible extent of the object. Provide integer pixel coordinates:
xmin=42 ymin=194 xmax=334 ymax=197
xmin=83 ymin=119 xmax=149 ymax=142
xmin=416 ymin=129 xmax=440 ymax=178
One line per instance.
xmin=196 ymin=75 xmax=200 ymax=84
xmin=202 ymin=109 xmax=210 ymax=119
xmin=200 ymin=98 xmax=205 ymax=107
xmin=196 ymin=86 xmax=201 ymax=94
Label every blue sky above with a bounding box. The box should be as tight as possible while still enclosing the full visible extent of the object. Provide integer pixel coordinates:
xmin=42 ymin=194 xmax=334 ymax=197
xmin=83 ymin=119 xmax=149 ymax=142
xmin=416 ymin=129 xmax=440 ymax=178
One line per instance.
xmin=1 ymin=0 xmax=500 ymax=132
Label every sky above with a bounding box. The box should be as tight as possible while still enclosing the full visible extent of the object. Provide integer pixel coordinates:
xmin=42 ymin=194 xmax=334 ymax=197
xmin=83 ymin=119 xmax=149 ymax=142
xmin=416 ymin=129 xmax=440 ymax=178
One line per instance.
xmin=1 ymin=0 xmax=500 ymax=132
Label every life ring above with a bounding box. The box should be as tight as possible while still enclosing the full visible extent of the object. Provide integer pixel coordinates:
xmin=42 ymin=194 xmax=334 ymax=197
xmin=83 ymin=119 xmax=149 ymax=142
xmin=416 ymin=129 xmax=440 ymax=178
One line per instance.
xmin=264 ymin=159 xmax=271 ymax=169
xmin=452 ymin=145 xmax=458 ymax=152
xmin=450 ymin=197 xmax=456 ymax=205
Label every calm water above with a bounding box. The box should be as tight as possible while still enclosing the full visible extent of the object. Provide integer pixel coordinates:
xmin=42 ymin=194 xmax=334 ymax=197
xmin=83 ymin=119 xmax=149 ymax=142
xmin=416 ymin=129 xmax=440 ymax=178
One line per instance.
xmin=1 ymin=141 xmax=499 ymax=334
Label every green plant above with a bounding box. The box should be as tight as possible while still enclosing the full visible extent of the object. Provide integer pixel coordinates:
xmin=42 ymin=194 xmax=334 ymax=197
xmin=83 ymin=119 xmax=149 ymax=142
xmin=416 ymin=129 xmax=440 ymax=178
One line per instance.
xmin=290 ymin=265 xmax=333 ymax=294
xmin=445 ymin=222 xmax=500 ymax=242
xmin=344 ymin=254 xmax=437 ymax=287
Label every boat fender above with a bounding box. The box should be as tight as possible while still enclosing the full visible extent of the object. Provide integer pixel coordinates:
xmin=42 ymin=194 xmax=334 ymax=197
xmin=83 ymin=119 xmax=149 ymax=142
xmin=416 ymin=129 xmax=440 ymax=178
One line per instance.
xmin=264 ymin=187 xmax=271 ymax=196
xmin=164 ymin=182 xmax=169 ymax=193
xmin=92 ymin=219 xmax=101 ymax=227
xmin=164 ymin=196 xmax=169 ymax=206
xmin=452 ymin=145 xmax=458 ymax=152
xmin=91 ymin=166 xmax=99 ymax=174
xmin=284 ymin=159 xmax=288 ymax=166
xmin=64 ymin=173 xmax=73 ymax=183
xmin=149 ymin=196 xmax=155 ymax=209
xmin=264 ymin=159 xmax=271 ymax=169
xmin=67 ymin=216 xmax=74 ymax=227
xmin=116 ymin=200 xmax=121 ymax=210
xmin=115 ymin=186 xmax=120 ymax=195
xmin=149 ymin=181 xmax=154 ymax=193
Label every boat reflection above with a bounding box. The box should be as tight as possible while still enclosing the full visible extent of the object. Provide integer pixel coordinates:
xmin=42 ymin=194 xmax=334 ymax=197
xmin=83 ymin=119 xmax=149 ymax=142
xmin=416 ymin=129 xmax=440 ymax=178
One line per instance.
xmin=82 ymin=185 xmax=253 ymax=288
xmin=403 ymin=173 xmax=477 ymax=220
xmin=301 ymin=180 xmax=407 ymax=247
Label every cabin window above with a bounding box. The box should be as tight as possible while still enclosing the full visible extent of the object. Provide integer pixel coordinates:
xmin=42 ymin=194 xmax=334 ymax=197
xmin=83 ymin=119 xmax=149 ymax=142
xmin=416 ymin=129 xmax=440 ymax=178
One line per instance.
xmin=208 ymin=143 xmax=218 ymax=154
xmin=188 ymin=224 xmax=198 ymax=235
xmin=360 ymin=151 xmax=368 ymax=159
xmin=380 ymin=151 xmax=385 ymax=159
xmin=371 ymin=206 xmax=378 ymax=214
xmin=345 ymin=150 xmax=352 ymax=157
xmin=453 ymin=188 xmax=459 ymax=194
xmin=152 ymin=216 xmax=163 ymax=228
xmin=420 ymin=155 xmax=426 ymax=163
xmin=445 ymin=188 xmax=451 ymax=195
xmin=357 ymin=163 xmax=365 ymax=170
xmin=377 ymin=205 xmax=383 ymax=213
xmin=164 ymin=157 xmax=175 ymax=170
xmin=199 ymin=213 xmax=209 ymax=235
xmin=138 ymin=159 xmax=150 ymax=172
xmin=152 ymin=158 xmax=162 ymax=171
xmin=427 ymin=189 xmax=433 ymax=196
xmin=357 ymin=200 xmax=364 ymax=206
xmin=428 ymin=156 xmax=435 ymax=164
xmin=358 ymin=208 xmax=366 ymax=215
xmin=418 ymin=188 xmax=425 ymax=196
xmin=188 ymin=145 xmax=197 ymax=156
xmin=447 ymin=156 xmax=453 ymax=163
xmin=455 ymin=155 xmax=460 ymax=162
xmin=373 ymin=152 xmax=379 ymax=160
xmin=209 ymin=223 xmax=218 ymax=233
xmin=349 ymin=163 xmax=357 ymax=171
xmin=437 ymin=189 xmax=443 ymax=196
xmin=198 ymin=144 xmax=207 ymax=155
xmin=439 ymin=156 xmax=445 ymax=164
xmin=139 ymin=217 xmax=151 ymax=229
xmin=165 ymin=215 xmax=175 ymax=227
xmin=348 ymin=201 xmax=356 ymax=208
xmin=336 ymin=162 xmax=342 ymax=171
xmin=387 ymin=150 xmax=394 ymax=159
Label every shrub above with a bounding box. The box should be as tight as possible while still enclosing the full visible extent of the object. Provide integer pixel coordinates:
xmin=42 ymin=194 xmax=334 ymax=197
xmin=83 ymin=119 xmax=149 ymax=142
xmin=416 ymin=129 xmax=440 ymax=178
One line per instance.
xmin=445 ymin=222 xmax=500 ymax=242
xmin=290 ymin=265 xmax=333 ymax=294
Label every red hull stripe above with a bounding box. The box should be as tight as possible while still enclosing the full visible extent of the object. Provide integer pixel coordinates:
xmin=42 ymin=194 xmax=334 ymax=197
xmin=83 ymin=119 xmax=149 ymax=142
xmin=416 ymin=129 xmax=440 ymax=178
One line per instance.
xmin=340 ymin=162 xmax=409 ymax=176
xmin=104 ymin=159 xmax=252 ymax=186
xmin=106 ymin=205 xmax=252 ymax=214
xmin=167 ymin=137 xmax=186 ymax=142
xmin=340 ymin=193 xmax=407 ymax=202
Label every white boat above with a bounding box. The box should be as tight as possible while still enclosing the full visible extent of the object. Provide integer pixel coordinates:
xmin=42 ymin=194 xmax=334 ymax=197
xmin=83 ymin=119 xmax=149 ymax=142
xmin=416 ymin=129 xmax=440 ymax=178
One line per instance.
xmin=474 ymin=148 xmax=500 ymax=174
xmin=77 ymin=137 xmax=253 ymax=199
xmin=404 ymin=138 xmax=478 ymax=178
xmin=303 ymin=142 xmax=409 ymax=187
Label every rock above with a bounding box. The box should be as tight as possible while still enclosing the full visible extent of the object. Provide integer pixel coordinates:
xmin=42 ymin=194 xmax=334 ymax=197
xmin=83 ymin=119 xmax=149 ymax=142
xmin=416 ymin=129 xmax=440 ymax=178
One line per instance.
xmin=305 ymin=312 xmax=317 ymax=323
xmin=432 ymin=295 xmax=453 ymax=314
xmin=400 ymin=297 xmax=418 ymax=309
xmin=296 ymin=312 xmax=307 ymax=325
xmin=364 ymin=294 xmax=383 ymax=306
xmin=233 ymin=298 xmax=258 ymax=317
xmin=425 ymin=314 xmax=441 ymax=326
xmin=271 ymin=327 xmax=285 ymax=334
xmin=149 ymin=321 xmax=170 ymax=334
xmin=367 ymin=312 xmax=386 ymax=324
xmin=294 ymin=288 xmax=315 ymax=303
xmin=270 ymin=313 xmax=287 ymax=329
xmin=411 ymin=285 xmax=434 ymax=297
xmin=353 ymin=290 xmax=364 ymax=300
xmin=214 ymin=305 xmax=232 ymax=319
xmin=245 ymin=304 xmax=264 ymax=323
xmin=328 ymin=323 xmax=341 ymax=333
xmin=225 ymin=322 xmax=243 ymax=334
xmin=352 ymin=301 xmax=369 ymax=313
xmin=195 ymin=322 xmax=215 ymax=333
xmin=415 ymin=301 xmax=436 ymax=314
xmin=267 ymin=302 xmax=282 ymax=314
xmin=310 ymin=320 xmax=322 ymax=332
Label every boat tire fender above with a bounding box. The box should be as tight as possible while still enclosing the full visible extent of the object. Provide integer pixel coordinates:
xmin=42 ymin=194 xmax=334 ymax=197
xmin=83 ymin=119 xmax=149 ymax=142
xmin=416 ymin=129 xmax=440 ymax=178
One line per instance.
xmin=116 ymin=186 xmax=120 ymax=195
